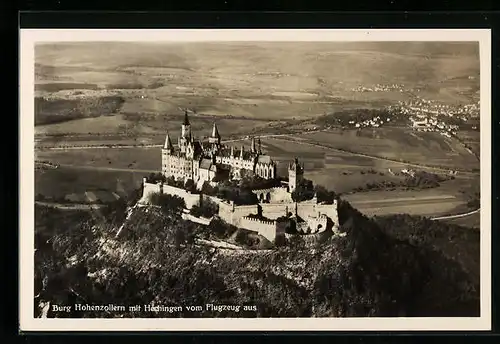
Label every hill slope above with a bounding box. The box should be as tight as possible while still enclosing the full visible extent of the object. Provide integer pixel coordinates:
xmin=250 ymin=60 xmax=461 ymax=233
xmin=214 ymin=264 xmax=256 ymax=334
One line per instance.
xmin=34 ymin=195 xmax=479 ymax=318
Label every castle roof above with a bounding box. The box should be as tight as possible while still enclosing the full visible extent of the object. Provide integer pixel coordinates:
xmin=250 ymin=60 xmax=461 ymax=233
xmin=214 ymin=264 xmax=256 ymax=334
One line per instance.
xmin=289 ymin=157 xmax=303 ymax=171
xmin=163 ymin=133 xmax=173 ymax=150
xmin=200 ymin=158 xmax=213 ymax=170
xmin=183 ymin=111 xmax=190 ymax=125
xmin=257 ymin=154 xmax=272 ymax=165
xmin=211 ymin=122 xmax=220 ymax=138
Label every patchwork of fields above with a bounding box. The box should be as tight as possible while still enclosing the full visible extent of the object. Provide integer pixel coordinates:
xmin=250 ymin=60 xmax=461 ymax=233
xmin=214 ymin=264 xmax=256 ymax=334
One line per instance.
xmin=290 ymin=127 xmax=479 ymax=171
xmin=35 ymin=132 xmax=480 ymax=222
xmin=33 ymin=42 xmax=481 ymax=226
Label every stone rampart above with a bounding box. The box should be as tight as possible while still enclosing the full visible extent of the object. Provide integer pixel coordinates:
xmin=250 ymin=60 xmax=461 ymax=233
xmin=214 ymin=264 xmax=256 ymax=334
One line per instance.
xmin=240 ymin=216 xmax=279 ymax=242
xmin=140 ymin=180 xmax=200 ymax=209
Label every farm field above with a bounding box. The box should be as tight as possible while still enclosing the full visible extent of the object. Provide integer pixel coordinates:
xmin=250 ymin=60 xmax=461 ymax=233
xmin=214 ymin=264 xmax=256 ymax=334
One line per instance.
xmin=36 ymin=147 xmax=162 ymax=171
xmin=343 ymin=189 xmax=465 ymax=218
xmin=33 ymin=42 xmax=481 ymax=222
xmin=35 ymin=114 xmax=277 ymax=146
xmin=36 ymin=135 xmax=478 ymax=220
xmin=291 ymin=127 xmax=479 ymax=171
xmin=35 ymin=42 xmax=480 ymax=126
xmin=35 ymin=166 xmax=144 ymax=200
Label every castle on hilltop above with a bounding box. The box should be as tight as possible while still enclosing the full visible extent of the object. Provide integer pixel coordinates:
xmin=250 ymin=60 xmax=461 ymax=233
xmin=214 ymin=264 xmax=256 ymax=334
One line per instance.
xmin=162 ymin=111 xmax=277 ymax=188
xmin=140 ymin=111 xmax=340 ymax=243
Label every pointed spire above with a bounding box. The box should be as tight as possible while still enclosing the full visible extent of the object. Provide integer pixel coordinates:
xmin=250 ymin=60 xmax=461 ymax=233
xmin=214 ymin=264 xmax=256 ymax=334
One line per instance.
xmin=183 ymin=110 xmax=190 ymax=125
xmin=164 ymin=133 xmax=173 ymax=150
xmin=211 ymin=122 xmax=220 ymax=138
xmin=251 ymin=136 xmax=256 ymax=153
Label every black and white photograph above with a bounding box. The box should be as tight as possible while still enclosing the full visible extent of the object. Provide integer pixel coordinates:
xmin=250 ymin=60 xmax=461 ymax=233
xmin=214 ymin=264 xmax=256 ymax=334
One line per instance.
xmin=20 ymin=29 xmax=491 ymax=331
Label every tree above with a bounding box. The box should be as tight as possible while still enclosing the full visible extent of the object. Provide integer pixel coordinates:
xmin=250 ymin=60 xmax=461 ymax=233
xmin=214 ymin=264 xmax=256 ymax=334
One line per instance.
xmin=147 ymin=192 xmax=186 ymax=212
xmin=185 ymin=179 xmax=196 ymax=193
xmin=314 ymin=185 xmax=337 ymax=204
xmin=291 ymin=178 xmax=315 ymax=202
xmin=190 ymin=198 xmax=219 ymax=218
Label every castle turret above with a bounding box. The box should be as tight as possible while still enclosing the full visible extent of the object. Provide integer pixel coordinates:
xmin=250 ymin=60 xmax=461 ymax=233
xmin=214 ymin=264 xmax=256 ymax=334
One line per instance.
xmin=163 ymin=132 xmax=173 ymax=154
xmin=179 ymin=111 xmax=192 ymax=153
xmin=288 ymin=157 xmax=304 ymax=193
xmin=240 ymin=145 xmax=244 ymax=158
xmin=208 ymin=122 xmax=221 ymax=146
xmin=257 ymin=137 xmax=262 ymax=154
xmin=230 ymin=145 xmax=234 ymax=157
xmin=181 ymin=111 xmax=191 ymax=139
xmin=251 ymin=136 xmax=257 ymax=153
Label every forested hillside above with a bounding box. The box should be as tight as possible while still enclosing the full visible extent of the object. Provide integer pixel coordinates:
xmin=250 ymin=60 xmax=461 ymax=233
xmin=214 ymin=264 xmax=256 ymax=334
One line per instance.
xmin=34 ymin=196 xmax=479 ymax=318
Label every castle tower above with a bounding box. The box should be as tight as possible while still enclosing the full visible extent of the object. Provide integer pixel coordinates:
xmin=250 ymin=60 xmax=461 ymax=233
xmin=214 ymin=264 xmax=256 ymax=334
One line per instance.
xmin=179 ymin=111 xmax=192 ymax=153
xmin=288 ymin=157 xmax=304 ymax=193
xmin=251 ymin=136 xmax=257 ymax=154
xmin=162 ymin=132 xmax=174 ymax=177
xmin=208 ymin=122 xmax=221 ymax=151
xmin=163 ymin=132 xmax=173 ymax=154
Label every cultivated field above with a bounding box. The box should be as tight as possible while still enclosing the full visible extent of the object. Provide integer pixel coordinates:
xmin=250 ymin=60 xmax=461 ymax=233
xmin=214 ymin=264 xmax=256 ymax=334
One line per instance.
xmin=33 ymin=42 xmax=481 ymax=225
xmin=35 ymin=42 xmax=480 ymax=125
xmin=343 ymin=189 xmax=465 ymax=218
xmin=36 ymin=135 xmax=479 ymax=220
xmin=290 ymin=127 xmax=479 ymax=171
xmin=35 ymin=166 xmax=144 ymax=200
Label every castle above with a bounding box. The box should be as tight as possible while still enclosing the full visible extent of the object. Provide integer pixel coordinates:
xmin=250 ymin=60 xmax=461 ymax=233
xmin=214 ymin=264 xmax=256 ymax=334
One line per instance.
xmin=162 ymin=111 xmax=277 ymax=189
xmin=140 ymin=111 xmax=339 ymax=244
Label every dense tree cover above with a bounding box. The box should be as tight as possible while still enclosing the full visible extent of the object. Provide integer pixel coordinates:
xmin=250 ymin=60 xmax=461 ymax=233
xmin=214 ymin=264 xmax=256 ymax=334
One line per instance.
xmin=147 ymin=192 xmax=186 ymax=213
xmin=239 ymin=172 xmax=284 ymax=190
xmin=351 ymin=171 xmax=456 ymax=193
xmin=314 ymin=185 xmax=338 ymax=204
xmin=291 ymin=178 xmax=315 ymax=202
xmin=145 ymin=173 xmax=166 ymax=184
xmin=211 ymin=180 xmax=259 ymax=205
xmin=315 ymin=108 xmax=409 ymax=127
xmin=35 ymin=96 xmax=124 ymax=126
xmin=373 ymin=214 xmax=480 ymax=316
xmin=190 ymin=198 xmax=219 ymax=219
xmin=34 ymin=191 xmax=479 ymax=318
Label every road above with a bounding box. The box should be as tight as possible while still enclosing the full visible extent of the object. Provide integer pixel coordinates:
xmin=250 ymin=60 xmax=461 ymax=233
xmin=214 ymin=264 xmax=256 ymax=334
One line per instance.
xmin=35 ymin=201 xmax=107 ymax=210
xmin=36 ymin=129 xmax=479 ymax=176
xmin=35 ymin=129 xmax=479 ymax=219
xmin=430 ymin=208 xmax=481 ymax=221
xmin=272 ymin=135 xmax=480 ymax=176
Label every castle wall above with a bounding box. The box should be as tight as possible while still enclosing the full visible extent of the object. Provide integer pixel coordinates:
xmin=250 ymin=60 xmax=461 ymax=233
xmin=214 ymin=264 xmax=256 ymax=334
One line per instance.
xmin=260 ymin=203 xmax=291 ymax=219
xmin=240 ymin=216 xmax=279 ymax=242
xmin=140 ymin=181 xmax=200 ymax=209
xmin=162 ymin=184 xmax=200 ymax=209
xmin=140 ymin=182 xmax=162 ymax=204
xmin=253 ymin=187 xmax=293 ymax=204
xmin=217 ymin=202 xmax=259 ymax=227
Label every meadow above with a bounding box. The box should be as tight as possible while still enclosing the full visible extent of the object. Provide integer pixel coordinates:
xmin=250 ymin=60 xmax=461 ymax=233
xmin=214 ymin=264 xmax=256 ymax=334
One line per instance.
xmin=33 ymin=42 xmax=481 ymax=223
xmin=35 ymin=135 xmax=478 ymax=220
xmin=35 ymin=42 xmax=480 ymax=126
xmin=291 ymin=128 xmax=479 ymax=171
xmin=35 ymin=166 xmax=144 ymax=200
